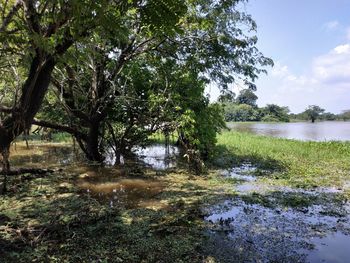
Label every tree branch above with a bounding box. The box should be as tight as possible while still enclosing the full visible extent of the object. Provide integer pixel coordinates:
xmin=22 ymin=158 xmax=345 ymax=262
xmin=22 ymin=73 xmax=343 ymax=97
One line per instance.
xmin=32 ymin=118 xmax=87 ymax=140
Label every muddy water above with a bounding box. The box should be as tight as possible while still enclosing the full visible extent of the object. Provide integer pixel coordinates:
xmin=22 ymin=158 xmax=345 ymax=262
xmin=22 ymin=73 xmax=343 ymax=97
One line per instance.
xmin=9 ymin=143 xmax=177 ymax=209
xmin=204 ymin=164 xmax=350 ymax=262
xmin=10 ymin=143 xmax=78 ymax=168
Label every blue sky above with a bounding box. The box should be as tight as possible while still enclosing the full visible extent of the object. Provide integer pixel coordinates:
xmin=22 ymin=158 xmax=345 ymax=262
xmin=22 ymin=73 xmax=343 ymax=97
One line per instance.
xmin=207 ymin=0 xmax=350 ymax=113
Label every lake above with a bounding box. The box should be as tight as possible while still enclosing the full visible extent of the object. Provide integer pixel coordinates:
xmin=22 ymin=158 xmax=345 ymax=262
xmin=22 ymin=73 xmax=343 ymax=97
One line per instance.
xmin=228 ymin=121 xmax=350 ymax=141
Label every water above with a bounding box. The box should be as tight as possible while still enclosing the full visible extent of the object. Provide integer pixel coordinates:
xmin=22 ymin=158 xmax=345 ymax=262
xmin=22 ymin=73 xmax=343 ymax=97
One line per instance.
xmin=204 ymin=200 xmax=350 ymax=263
xmin=8 ymin=142 xmax=177 ymax=209
xmin=204 ymin=163 xmax=350 ymax=262
xmin=221 ymin=162 xmax=257 ymax=182
xmin=134 ymin=144 xmax=180 ymax=170
xmin=307 ymin=232 xmax=350 ymax=263
xmin=228 ymin=121 xmax=350 ymax=141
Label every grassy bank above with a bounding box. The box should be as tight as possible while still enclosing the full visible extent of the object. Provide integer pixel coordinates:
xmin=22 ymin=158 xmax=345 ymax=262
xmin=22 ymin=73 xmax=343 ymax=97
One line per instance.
xmin=215 ymin=131 xmax=350 ymax=190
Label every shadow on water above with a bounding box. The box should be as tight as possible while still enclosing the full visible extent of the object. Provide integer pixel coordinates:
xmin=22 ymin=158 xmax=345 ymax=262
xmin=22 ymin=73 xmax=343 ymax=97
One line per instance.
xmin=8 ymin=142 xmax=182 ymax=210
xmin=10 ymin=143 xmax=78 ymax=169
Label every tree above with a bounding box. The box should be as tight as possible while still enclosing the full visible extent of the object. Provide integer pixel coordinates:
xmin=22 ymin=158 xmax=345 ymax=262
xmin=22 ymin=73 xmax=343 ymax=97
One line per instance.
xmin=1 ymin=0 xmax=272 ymax=175
xmin=0 ymin=0 xmax=188 ymax=169
xmin=339 ymin=110 xmax=350 ymax=121
xmin=217 ymin=90 xmax=235 ymax=103
xmin=223 ymin=103 xmax=260 ymax=122
xmin=319 ymin=112 xmax=336 ymax=121
xmin=304 ymin=105 xmax=325 ymax=123
xmin=261 ymin=104 xmax=290 ymax=122
xmin=0 ymin=0 xmax=116 ymax=172
xmin=236 ymin=89 xmax=258 ymax=107
xmin=33 ymin=0 xmax=272 ymax=166
xmin=33 ymin=0 xmax=188 ymax=162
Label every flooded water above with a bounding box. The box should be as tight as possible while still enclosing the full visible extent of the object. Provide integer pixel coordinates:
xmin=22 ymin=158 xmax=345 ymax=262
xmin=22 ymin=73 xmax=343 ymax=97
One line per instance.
xmin=228 ymin=121 xmax=350 ymax=141
xmin=8 ymin=143 xmax=350 ymax=262
xmin=9 ymin=142 xmax=178 ymax=209
xmin=204 ymin=163 xmax=350 ymax=262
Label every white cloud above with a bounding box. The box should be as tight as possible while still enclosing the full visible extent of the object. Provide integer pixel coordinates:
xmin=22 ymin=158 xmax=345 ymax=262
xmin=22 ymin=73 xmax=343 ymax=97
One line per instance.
xmin=333 ymin=44 xmax=350 ymax=54
xmin=271 ymin=62 xmax=289 ymax=78
xmin=324 ymin=20 xmax=340 ymax=31
xmin=313 ymin=44 xmax=350 ymax=84
xmin=257 ymin=42 xmax=350 ymax=113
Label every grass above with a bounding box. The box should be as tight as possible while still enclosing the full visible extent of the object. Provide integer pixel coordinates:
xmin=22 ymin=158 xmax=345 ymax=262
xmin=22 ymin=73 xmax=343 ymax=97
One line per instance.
xmin=148 ymin=131 xmax=178 ymax=145
xmin=215 ymin=131 xmax=350 ymax=190
xmin=0 ymin=166 xmax=234 ymax=262
xmin=17 ymin=132 xmax=72 ymax=143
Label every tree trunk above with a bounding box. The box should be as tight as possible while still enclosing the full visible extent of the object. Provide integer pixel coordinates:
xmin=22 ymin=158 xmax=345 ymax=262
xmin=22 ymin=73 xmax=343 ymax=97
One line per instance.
xmin=1 ymin=146 xmax=10 ymax=193
xmin=0 ymin=54 xmax=56 ymax=173
xmin=86 ymin=120 xmax=104 ymax=162
xmin=114 ymin=150 xmax=121 ymax=165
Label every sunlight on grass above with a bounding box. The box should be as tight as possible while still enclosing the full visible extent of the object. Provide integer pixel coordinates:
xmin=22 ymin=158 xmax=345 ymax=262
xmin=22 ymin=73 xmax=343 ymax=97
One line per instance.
xmin=216 ymin=131 xmax=350 ymax=189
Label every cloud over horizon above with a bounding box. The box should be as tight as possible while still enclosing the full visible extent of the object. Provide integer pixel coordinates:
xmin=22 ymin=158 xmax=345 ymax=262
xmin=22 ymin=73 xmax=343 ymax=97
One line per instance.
xmin=259 ymin=42 xmax=350 ymax=113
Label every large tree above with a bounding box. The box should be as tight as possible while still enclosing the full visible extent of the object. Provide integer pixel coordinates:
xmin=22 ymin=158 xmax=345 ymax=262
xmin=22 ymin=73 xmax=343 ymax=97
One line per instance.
xmin=236 ymin=89 xmax=258 ymax=107
xmin=33 ymin=0 xmax=187 ymax=162
xmin=33 ymin=0 xmax=272 ymax=165
xmin=304 ymin=105 xmax=325 ymax=123
xmin=262 ymin=104 xmax=290 ymax=122
xmin=0 ymin=0 xmax=121 ymax=172
xmin=0 ymin=0 xmax=187 ymax=170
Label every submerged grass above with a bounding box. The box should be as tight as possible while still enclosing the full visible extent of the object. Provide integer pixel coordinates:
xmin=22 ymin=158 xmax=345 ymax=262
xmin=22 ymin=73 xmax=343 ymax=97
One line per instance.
xmin=215 ymin=131 xmax=350 ymax=189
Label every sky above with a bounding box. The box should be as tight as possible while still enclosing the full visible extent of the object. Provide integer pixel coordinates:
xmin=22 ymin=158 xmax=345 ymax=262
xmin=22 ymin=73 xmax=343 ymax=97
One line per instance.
xmin=206 ymin=0 xmax=350 ymax=114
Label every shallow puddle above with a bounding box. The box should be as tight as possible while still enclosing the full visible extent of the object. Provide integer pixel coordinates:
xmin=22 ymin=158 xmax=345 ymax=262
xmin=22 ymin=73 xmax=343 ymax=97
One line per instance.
xmin=7 ymin=144 xmax=350 ymax=261
xmin=307 ymin=232 xmax=350 ymax=263
xmin=10 ymin=143 xmax=77 ymax=168
xmin=221 ymin=162 xmax=257 ymax=182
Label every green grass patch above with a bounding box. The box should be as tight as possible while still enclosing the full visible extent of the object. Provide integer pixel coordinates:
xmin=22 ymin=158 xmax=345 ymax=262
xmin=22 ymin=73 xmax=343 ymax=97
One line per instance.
xmin=215 ymin=131 xmax=350 ymax=189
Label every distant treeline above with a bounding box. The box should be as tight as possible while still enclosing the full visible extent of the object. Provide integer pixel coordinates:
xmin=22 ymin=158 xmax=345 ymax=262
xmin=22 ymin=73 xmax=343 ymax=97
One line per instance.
xmin=218 ymin=89 xmax=350 ymax=122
